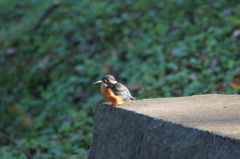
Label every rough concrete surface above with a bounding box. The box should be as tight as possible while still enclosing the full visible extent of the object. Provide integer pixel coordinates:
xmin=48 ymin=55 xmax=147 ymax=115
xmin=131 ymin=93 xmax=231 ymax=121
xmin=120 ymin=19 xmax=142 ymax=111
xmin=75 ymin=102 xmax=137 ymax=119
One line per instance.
xmin=89 ymin=94 xmax=240 ymax=159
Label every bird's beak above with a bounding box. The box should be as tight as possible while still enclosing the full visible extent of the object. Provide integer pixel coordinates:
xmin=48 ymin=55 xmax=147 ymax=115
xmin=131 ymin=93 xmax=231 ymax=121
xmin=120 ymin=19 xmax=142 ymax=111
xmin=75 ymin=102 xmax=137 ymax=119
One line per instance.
xmin=93 ymin=80 xmax=103 ymax=84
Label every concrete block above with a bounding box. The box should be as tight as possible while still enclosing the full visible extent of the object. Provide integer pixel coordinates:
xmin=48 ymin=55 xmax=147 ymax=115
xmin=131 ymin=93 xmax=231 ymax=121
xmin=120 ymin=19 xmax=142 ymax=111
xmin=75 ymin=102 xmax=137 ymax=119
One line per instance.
xmin=89 ymin=94 xmax=240 ymax=159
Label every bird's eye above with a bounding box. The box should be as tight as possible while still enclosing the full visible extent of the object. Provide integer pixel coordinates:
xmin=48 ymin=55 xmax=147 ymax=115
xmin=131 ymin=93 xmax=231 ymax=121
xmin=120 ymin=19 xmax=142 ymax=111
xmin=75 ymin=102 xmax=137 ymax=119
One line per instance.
xmin=103 ymin=80 xmax=107 ymax=83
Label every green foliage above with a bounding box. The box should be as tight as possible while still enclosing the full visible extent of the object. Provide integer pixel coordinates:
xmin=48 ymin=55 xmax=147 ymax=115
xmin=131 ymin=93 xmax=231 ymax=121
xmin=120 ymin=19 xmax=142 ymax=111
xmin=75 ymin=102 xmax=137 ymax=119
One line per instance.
xmin=0 ymin=0 xmax=240 ymax=158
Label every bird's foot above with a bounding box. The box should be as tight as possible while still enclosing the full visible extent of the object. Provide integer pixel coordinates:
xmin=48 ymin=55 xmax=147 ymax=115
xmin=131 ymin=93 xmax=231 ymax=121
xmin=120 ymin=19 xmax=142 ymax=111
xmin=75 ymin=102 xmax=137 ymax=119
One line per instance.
xmin=109 ymin=103 xmax=117 ymax=109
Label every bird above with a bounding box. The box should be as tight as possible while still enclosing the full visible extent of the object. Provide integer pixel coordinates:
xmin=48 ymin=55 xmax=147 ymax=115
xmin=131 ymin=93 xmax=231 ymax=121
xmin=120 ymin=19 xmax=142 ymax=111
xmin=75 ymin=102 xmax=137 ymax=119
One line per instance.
xmin=93 ymin=75 xmax=136 ymax=108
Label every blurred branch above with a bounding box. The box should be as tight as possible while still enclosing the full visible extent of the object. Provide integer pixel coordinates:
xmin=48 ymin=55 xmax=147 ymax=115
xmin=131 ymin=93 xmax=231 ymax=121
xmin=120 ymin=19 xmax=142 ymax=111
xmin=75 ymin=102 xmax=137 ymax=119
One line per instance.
xmin=0 ymin=130 xmax=10 ymax=145
xmin=33 ymin=1 xmax=60 ymax=32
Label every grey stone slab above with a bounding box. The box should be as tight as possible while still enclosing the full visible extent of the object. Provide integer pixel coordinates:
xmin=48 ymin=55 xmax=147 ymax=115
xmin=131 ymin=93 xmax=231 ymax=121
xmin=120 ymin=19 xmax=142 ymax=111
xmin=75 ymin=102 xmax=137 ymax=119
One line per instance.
xmin=122 ymin=94 xmax=240 ymax=139
xmin=89 ymin=94 xmax=240 ymax=159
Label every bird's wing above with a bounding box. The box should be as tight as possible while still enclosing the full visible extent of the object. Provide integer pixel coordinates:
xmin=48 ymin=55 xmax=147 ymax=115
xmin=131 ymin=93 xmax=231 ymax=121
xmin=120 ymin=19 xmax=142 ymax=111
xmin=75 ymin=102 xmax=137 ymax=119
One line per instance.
xmin=108 ymin=83 xmax=135 ymax=101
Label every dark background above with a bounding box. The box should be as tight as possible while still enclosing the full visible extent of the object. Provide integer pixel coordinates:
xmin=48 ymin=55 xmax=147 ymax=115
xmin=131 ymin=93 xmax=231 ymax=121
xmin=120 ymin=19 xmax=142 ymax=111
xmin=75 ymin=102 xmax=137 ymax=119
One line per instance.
xmin=1 ymin=0 xmax=240 ymax=158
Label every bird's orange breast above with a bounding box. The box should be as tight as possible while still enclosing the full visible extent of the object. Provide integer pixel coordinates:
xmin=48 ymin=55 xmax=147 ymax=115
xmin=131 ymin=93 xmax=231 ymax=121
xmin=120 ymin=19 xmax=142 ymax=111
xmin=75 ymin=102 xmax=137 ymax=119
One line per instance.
xmin=100 ymin=85 xmax=124 ymax=104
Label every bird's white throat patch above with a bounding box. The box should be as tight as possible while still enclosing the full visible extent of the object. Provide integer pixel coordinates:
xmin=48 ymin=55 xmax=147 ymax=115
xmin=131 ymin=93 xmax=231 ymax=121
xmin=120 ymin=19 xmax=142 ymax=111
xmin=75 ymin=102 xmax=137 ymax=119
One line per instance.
xmin=102 ymin=83 xmax=108 ymax=87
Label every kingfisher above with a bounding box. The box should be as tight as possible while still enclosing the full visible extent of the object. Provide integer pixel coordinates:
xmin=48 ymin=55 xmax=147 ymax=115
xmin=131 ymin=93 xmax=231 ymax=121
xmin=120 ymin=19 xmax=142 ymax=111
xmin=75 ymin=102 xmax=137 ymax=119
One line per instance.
xmin=93 ymin=75 xmax=136 ymax=108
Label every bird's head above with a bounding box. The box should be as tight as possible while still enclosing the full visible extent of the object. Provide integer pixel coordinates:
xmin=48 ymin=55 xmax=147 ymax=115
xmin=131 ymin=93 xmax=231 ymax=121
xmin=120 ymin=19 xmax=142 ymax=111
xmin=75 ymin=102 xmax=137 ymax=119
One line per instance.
xmin=93 ymin=75 xmax=117 ymax=86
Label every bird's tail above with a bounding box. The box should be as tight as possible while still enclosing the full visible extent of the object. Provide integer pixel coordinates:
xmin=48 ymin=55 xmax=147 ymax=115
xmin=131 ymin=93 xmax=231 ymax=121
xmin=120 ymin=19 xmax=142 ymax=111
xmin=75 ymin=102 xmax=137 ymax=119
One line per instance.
xmin=130 ymin=96 xmax=136 ymax=100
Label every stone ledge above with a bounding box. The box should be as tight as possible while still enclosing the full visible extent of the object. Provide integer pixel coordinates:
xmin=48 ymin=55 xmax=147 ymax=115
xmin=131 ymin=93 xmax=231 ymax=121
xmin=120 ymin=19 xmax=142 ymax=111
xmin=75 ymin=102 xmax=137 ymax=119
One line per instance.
xmin=89 ymin=94 xmax=240 ymax=159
